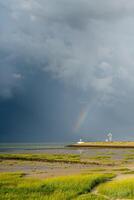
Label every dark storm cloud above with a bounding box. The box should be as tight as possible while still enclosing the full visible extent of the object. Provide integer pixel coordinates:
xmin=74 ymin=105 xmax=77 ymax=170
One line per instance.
xmin=1 ymin=0 xmax=134 ymax=96
xmin=1 ymin=0 xmax=134 ymax=141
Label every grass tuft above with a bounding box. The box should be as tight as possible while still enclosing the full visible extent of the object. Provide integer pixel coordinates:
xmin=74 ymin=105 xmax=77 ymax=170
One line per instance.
xmin=0 ymin=172 xmax=114 ymax=200
xmin=98 ymin=177 xmax=134 ymax=199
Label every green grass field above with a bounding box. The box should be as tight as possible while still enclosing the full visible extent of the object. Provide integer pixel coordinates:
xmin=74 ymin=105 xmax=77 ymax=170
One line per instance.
xmin=1 ymin=165 xmax=134 ymax=199
xmin=0 ymin=172 xmax=114 ymax=200
xmin=98 ymin=177 xmax=134 ymax=199
xmin=1 ymin=151 xmax=134 ymax=199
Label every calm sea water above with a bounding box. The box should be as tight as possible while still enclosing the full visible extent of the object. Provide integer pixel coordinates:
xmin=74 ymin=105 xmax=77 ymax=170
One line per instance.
xmin=0 ymin=143 xmax=68 ymax=153
xmin=0 ymin=143 xmax=133 ymax=160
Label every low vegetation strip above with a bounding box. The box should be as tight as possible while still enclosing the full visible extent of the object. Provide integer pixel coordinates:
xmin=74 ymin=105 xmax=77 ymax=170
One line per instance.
xmin=68 ymin=141 xmax=134 ymax=148
xmin=0 ymin=153 xmax=81 ymax=163
xmin=98 ymin=177 xmax=134 ymax=199
xmin=0 ymin=172 xmax=114 ymax=200
xmin=75 ymin=194 xmax=107 ymax=200
xmin=0 ymin=153 xmax=103 ymax=165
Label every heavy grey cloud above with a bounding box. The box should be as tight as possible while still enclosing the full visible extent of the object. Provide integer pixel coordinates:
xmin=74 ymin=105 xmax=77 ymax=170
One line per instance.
xmin=1 ymin=0 xmax=134 ymax=101
xmin=1 ymin=0 xmax=134 ymax=139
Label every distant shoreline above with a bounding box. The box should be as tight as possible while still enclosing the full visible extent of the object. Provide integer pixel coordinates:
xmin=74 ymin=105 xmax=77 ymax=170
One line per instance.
xmin=67 ymin=141 xmax=134 ymax=148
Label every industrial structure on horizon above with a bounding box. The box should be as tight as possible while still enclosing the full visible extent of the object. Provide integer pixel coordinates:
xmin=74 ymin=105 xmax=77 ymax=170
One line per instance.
xmin=106 ymin=133 xmax=113 ymax=142
xmin=77 ymin=133 xmax=113 ymax=144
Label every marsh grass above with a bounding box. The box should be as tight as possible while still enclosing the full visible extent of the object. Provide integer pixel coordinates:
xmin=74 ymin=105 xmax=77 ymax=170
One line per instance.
xmin=89 ymin=156 xmax=111 ymax=160
xmin=98 ymin=177 xmax=134 ymax=199
xmin=81 ymin=168 xmax=106 ymax=174
xmin=74 ymin=193 xmax=107 ymax=200
xmin=95 ymin=151 xmax=115 ymax=156
xmin=0 ymin=153 xmax=81 ymax=163
xmin=0 ymin=153 xmax=113 ymax=165
xmin=87 ymin=155 xmax=115 ymax=166
xmin=112 ymin=167 xmax=130 ymax=172
xmin=124 ymin=153 xmax=134 ymax=161
xmin=122 ymin=170 xmax=134 ymax=174
xmin=0 ymin=172 xmax=114 ymax=200
xmin=88 ymin=168 xmax=106 ymax=172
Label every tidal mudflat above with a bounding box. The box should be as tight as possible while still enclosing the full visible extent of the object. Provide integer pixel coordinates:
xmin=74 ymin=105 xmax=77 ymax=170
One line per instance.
xmin=1 ymin=144 xmax=134 ymax=199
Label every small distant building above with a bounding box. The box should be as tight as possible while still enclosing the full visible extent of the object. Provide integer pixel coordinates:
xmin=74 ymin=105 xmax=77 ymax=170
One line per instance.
xmin=77 ymin=139 xmax=84 ymax=144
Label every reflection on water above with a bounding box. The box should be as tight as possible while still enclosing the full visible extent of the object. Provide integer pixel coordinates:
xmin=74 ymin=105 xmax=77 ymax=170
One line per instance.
xmin=77 ymin=149 xmax=84 ymax=154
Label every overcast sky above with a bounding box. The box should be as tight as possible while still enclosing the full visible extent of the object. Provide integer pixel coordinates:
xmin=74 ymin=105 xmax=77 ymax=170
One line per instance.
xmin=1 ymin=0 xmax=134 ymax=142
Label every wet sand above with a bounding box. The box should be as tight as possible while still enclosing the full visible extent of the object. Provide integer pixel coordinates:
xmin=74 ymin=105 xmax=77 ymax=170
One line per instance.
xmin=1 ymin=158 xmax=134 ymax=179
xmin=1 ymin=145 xmax=134 ymax=179
xmin=0 ymin=160 xmax=98 ymax=178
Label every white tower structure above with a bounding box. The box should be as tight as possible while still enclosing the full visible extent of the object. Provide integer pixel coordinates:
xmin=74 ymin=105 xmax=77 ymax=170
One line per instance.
xmin=107 ymin=133 xmax=112 ymax=142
